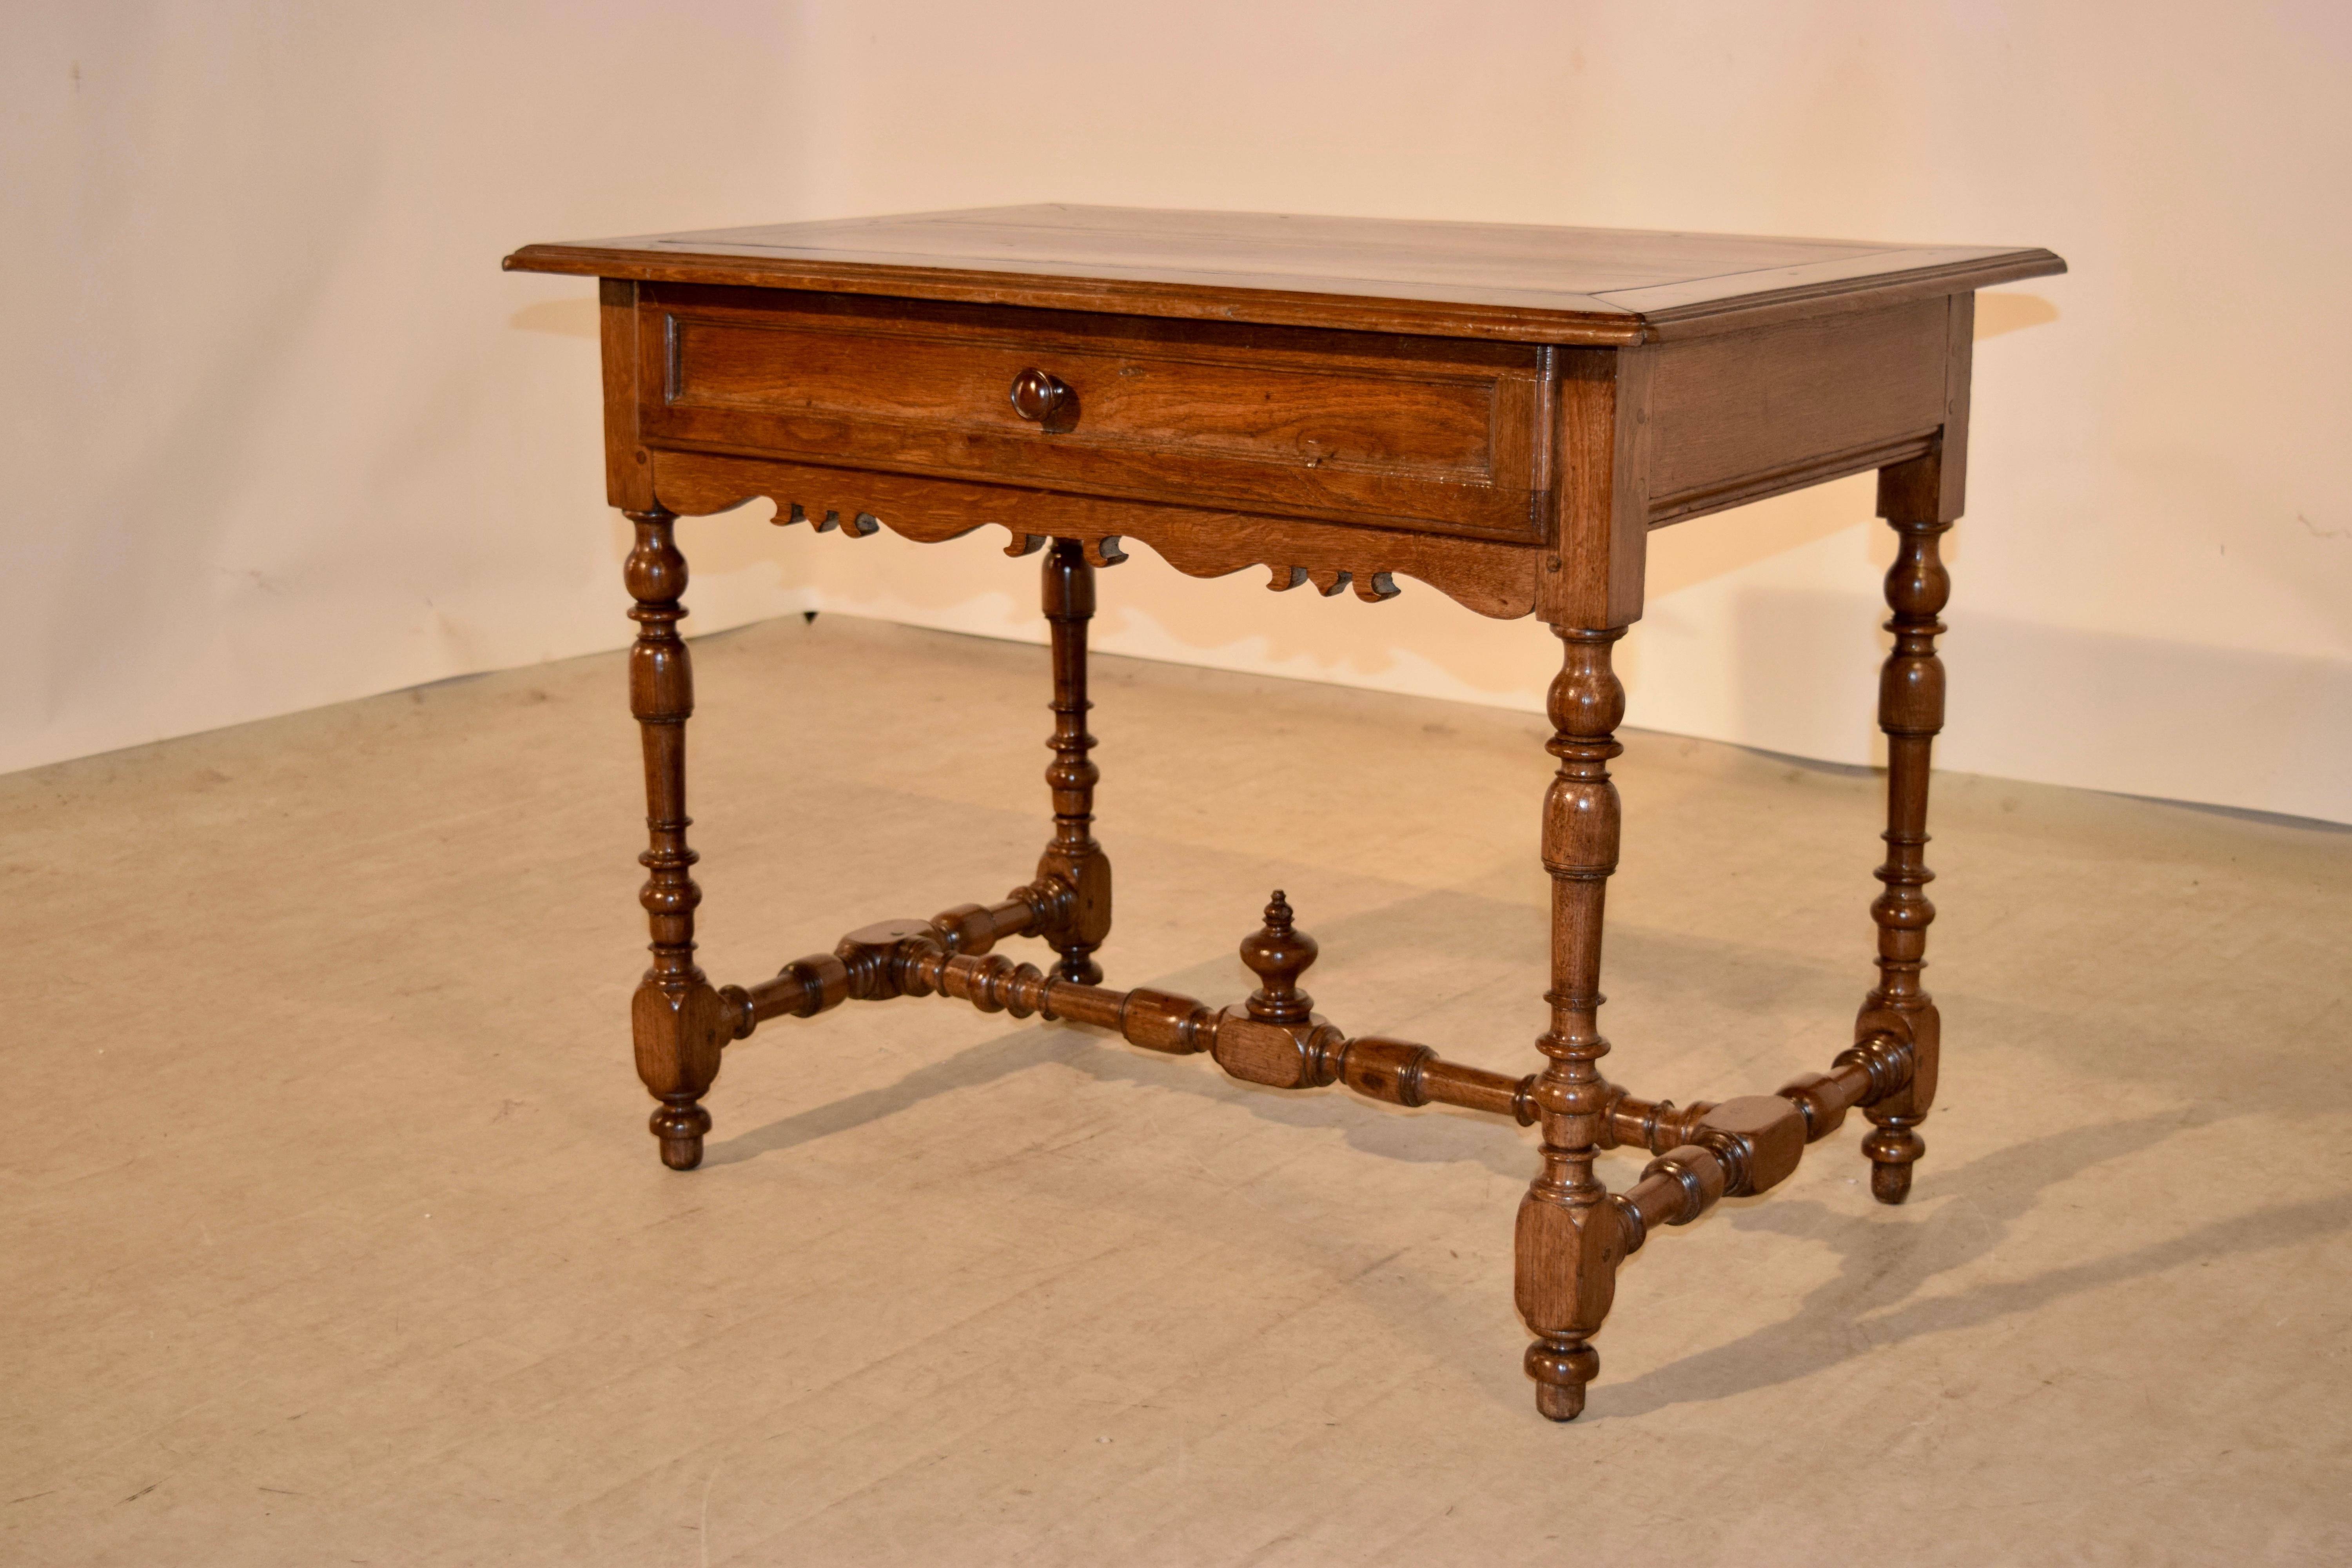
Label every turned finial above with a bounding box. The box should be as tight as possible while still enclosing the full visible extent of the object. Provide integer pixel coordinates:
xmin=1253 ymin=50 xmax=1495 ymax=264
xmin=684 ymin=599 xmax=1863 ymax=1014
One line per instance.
xmin=1241 ymin=890 xmax=1318 ymax=1024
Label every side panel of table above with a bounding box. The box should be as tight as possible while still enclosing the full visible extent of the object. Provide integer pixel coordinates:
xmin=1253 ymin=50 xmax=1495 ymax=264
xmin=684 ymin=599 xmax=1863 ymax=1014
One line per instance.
xmin=1540 ymin=294 xmax=1971 ymax=628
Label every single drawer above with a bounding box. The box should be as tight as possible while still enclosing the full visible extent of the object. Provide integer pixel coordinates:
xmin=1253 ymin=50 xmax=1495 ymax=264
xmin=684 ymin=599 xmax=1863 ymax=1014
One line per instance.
xmin=634 ymin=285 xmax=1552 ymax=541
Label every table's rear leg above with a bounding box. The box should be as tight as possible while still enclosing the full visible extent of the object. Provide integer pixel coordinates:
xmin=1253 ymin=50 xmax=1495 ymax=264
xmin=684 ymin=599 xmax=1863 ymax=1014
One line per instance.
xmin=624 ymin=508 xmax=731 ymax=1170
xmin=1033 ymin=537 xmax=1111 ymax=982
xmin=1856 ymin=498 xmax=1953 ymax=1204
xmin=1515 ymin=626 xmax=1632 ymax=1420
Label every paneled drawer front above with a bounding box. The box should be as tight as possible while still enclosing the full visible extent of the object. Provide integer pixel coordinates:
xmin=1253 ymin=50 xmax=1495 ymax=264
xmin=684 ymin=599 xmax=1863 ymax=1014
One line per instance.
xmin=637 ymin=286 xmax=1550 ymax=541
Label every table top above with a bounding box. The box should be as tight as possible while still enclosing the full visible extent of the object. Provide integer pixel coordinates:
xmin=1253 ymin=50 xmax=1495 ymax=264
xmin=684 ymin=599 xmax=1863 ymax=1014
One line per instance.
xmin=505 ymin=204 xmax=2063 ymax=344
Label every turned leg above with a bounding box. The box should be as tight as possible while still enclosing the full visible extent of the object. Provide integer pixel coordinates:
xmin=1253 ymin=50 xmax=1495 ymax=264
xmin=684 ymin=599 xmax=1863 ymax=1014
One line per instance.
xmin=1515 ymin=627 xmax=1632 ymax=1421
xmin=1034 ymin=537 xmax=1111 ymax=983
xmin=1856 ymin=506 xmax=1952 ymax=1203
xmin=624 ymin=509 xmax=734 ymax=1170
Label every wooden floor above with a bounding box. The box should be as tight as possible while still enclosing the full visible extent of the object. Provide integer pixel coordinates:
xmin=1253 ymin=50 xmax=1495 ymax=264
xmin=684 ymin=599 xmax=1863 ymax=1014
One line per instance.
xmin=5 ymin=614 xmax=2348 ymax=1565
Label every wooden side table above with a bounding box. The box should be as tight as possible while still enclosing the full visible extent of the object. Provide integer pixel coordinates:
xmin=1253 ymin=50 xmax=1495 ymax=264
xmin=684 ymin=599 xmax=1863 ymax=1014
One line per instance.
xmin=506 ymin=207 xmax=2064 ymax=1420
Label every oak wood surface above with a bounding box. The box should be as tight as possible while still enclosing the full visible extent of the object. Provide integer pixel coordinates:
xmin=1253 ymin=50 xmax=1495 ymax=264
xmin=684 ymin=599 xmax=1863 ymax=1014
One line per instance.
xmin=644 ymin=284 xmax=1548 ymax=540
xmin=620 ymin=508 xmax=731 ymax=1171
xmin=1515 ymin=626 xmax=1631 ymax=1419
xmin=1854 ymin=488 xmax=1957 ymax=1201
xmin=1646 ymin=298 xmax=1947 ymax=523
xmin=1035 ymin=538 xmax=1111 ymax=983
xmin=599 ymin=280 xmax=651 ymax=512
xmin=1540 ymin=348 xmax=1652 ymax=628
xmin=554 ymin=210 xmax=2060 ymax=637
xmin=508 ymin=203 xmax=2063 ymax=345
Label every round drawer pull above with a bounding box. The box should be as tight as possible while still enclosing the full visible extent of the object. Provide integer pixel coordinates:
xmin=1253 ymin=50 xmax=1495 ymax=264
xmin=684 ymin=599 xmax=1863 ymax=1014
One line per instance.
xmin=1008 ymin=367 xmax=1073 ymax=425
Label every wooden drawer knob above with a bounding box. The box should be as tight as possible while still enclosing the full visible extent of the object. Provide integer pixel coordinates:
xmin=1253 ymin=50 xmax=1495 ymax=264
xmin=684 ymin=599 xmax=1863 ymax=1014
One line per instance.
xmin=1007 ymin=367 xmax=1073 ymax=424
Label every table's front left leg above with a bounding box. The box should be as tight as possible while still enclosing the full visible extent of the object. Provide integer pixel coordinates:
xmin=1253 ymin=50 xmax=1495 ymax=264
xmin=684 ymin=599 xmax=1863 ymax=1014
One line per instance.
xmin=624 ymin=508 xmax=733 ymax=1171
xmin=1516 ymin=625 xmax=1633 ymax=1421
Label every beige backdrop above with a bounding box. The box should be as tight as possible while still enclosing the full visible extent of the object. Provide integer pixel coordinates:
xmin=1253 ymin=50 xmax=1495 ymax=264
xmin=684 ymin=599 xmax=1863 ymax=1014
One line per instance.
xmin=9 ymin=2 xmax=2349 ymax=821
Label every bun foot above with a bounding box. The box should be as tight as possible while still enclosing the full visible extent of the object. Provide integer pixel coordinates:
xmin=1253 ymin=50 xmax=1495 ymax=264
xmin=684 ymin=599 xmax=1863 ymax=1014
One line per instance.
xmin=651 ymin=1100 xmax=711 ymax=1171
xmin=1526 ymin=1338 xmax=1598 ymax=1421
xmin=1862 ymin=1123 xmax=1922 ymax=1205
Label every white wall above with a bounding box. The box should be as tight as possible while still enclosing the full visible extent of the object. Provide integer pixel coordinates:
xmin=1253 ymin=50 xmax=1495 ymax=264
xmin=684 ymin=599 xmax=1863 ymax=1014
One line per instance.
xmin=9 ymin=2 xmax=2350 ymax=821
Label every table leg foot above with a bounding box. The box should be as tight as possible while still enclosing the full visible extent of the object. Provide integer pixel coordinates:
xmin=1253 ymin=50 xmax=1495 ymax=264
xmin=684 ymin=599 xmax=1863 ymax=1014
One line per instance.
xmin=1527 ymin=1338 xmax=1599 ymax=1422
xmin=1863 ymin=1122 xmax=1923 ymax=1205
xmin=651 ymin=1099 xmax=712 ymax=1171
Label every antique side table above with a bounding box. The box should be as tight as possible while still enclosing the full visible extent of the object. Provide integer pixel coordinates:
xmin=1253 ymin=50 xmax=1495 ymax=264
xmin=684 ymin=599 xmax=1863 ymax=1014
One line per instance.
xmin=505 ymin=207 xmax=2063 ymax=1420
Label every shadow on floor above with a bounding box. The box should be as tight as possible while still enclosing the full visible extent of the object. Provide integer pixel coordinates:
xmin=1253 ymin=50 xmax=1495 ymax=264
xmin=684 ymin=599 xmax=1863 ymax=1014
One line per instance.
xmin=705 ymin=1029 xmax=2342 ymax=1426
xmin=696 ymin=884 xmax=2348 ymax=1426
xmin=1585 ymin=1103 xmax=2350 ymax=1420
xmin=702 ymin=1025 xmax=1094 ymax=1168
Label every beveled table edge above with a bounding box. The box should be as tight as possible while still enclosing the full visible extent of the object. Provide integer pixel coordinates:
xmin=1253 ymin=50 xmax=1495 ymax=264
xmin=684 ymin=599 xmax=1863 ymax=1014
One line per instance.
xmin=502 ymin=242 xmax=2065 ymax=345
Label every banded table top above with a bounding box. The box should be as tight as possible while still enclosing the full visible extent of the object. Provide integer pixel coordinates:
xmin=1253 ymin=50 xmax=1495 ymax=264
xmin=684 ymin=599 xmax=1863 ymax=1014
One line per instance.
xmin=504 ymin=204 xmax=2064 ymax=344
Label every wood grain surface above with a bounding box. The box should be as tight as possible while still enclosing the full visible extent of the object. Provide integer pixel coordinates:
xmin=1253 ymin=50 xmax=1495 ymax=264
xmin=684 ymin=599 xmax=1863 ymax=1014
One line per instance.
xmin=508 ymin=203 xmax=2063 ymax=344
xmin=644 ymin=285 xmax=1548 ymax=540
